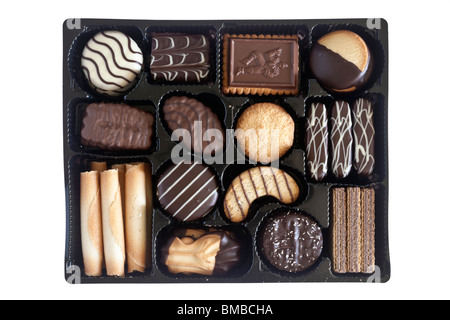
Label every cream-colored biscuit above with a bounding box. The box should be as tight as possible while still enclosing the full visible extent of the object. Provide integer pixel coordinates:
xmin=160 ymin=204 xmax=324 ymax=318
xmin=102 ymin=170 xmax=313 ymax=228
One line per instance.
xmin=224 ymin=166 xmax=300 ymax=223
xmin=235 ymin=103 xmax=295 ymax=164
xmin=80 ymin=171 xmax=104 ymax=276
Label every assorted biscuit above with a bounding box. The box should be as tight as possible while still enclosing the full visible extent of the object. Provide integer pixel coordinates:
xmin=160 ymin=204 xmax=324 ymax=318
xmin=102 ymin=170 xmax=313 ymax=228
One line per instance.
xmin=235 ymin=102 xmax=295 ymax=164
xmin=64 ymin=19 xmax=389 ymax=283
xmin=224 ymin=166 xmax=300 ymax=223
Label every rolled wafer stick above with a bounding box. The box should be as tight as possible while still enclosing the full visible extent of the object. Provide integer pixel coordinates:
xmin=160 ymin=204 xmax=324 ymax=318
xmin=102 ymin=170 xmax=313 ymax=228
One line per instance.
xmin=112 ymin=164 xmax=126 ymax=219
xmin=124 ymin=163 xmax=151 ymax=273
xmin=143 ymin=162 xmax=153 ymax=268
xmin=90 ymin=161 xmax=107 ymax=172
xmin=100 ymin=169 xmax=126 ymax=276
xmin=80 ymin=171 xmax=104 ymax=276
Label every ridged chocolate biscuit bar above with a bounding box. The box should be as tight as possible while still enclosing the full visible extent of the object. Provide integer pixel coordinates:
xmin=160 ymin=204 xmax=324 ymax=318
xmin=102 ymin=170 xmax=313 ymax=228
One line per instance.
xmin=81 ymin=103 xmax=155 ymax=151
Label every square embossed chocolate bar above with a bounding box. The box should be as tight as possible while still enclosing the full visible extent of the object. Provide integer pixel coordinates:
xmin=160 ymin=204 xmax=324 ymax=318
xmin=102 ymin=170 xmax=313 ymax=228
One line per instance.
xmin=222 ymin=34 xmax=299 ymax=96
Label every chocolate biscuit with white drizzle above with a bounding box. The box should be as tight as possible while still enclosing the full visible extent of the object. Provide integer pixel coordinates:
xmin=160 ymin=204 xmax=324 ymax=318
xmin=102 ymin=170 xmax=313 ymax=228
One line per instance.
xmin=331 ymin=101 xmax=353 ymax=178
xmin=306 ymin=102 xmax=329 ymax=181
xmin=352 ymin=98 xmax=375 ymax=176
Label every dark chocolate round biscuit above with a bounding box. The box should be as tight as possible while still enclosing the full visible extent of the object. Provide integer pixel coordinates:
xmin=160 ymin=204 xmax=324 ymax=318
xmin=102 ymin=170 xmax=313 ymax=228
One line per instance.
xmin=309 ymin=30 xmax=373 ymax=93
xmin=259 ymin=210 xmax=323 ymax=273
xmin=162 ymin=95 xmax=225 ymax=155
xmin=156 ymin=162 xmax=219 ymax=222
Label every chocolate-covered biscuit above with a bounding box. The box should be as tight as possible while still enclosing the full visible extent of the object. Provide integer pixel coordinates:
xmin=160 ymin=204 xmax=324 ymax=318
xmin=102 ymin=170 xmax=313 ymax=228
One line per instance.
xmin=352 ymin=98 xmax=375 ymax=176
xmin=222 ymin=34 xmax=299 ymax=95
xmin=150 ymin=33 xmax=211 ymax=83
xmin=81 ymin=103 xmax=154 ymax=151
xmin=81 ymin=30 xmax=143 ymax=96
xmin=306 ymin=102 xmax=328 ymax=181
xmin=331 ymin=101 xmax=353 ymax=178
xmin=160 ymin=228 xmax=242 ymax=276
xmin=156 ymin=162 xmax=219 ymax=222
xmin=260 ymin=211 xmax=323 ymax=273
xmin=162 ymin=95 xmax=224 ymax=155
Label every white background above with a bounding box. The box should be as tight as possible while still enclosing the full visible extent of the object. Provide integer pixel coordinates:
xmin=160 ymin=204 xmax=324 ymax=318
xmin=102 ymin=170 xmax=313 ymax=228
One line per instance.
xmin=0 ymin=0 xmax=449 ymax=300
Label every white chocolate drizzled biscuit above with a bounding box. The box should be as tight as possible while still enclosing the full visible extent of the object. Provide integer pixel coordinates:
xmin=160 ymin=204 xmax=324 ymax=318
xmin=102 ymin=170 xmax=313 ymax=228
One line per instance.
xmin=81 ymin=30 xmax=143 ymax=96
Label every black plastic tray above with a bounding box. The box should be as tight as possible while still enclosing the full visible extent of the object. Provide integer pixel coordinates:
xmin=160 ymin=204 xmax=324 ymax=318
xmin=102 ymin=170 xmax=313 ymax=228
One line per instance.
xmin=63 ymin=18 xmax=389 ymax=283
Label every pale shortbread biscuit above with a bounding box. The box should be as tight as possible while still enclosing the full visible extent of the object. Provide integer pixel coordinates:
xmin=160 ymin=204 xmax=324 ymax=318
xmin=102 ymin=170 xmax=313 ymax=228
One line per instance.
xmin=235 ymin=103 xmax=295 ymax=164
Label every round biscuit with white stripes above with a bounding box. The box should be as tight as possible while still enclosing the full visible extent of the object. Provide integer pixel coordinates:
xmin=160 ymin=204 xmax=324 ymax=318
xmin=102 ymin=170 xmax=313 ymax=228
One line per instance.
xmin=156 ymin=161 xmax=219 ymax=222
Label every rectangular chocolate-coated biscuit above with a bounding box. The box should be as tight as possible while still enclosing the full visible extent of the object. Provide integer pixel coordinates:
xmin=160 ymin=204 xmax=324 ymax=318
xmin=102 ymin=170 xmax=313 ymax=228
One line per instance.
xmin=81 ymin=103 xmax=155 ymax=151
xmin=222 ymin=34 xmax=299 ymax=96
xmin=331 ymin=100 xmax=353 ymax=178
xmin=150 ymin=33 xmax=211 ymax=83
xmin=332 ymin=188 xmax=347 ymax=274
xmin=352 ymin=98 xmax=375 ymax=176
xmin=306 ymin=102 xmax=329 ymax=181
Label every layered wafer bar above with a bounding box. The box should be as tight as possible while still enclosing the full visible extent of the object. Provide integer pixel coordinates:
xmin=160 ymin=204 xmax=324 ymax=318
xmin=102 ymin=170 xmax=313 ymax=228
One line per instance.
xmin=361 ymin=188 xmax=376 ymax=273
xmin=332 ymin=188 xmax=347 ymax=274
xmin=346 ymin=187 xmax=362 ymax=273
xmin=332 ymin=187 xmax=376 ymax=274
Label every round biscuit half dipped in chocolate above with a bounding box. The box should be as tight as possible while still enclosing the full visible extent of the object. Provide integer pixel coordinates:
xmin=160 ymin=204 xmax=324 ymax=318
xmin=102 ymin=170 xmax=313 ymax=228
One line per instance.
xmin=310 ymin=30 xmax=373 ymax=93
